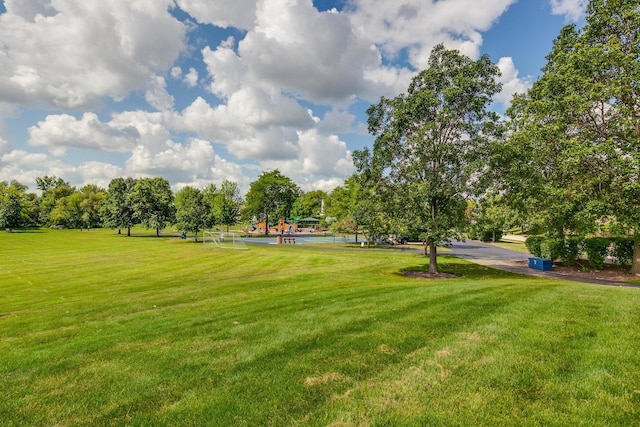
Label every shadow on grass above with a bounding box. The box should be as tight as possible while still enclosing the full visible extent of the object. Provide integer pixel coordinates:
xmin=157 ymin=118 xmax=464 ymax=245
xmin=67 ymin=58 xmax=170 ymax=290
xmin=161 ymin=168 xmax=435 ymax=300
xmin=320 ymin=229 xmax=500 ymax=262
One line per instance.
xmin=3 ymin=228 xmax=45 ymax=234
xmin=399 ymin=255 xmax=528 ymax=280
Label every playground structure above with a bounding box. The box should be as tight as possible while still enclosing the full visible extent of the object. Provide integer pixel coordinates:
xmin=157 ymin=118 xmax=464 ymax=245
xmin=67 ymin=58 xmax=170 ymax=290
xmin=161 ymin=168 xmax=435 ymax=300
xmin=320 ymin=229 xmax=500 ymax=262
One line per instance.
xmin=250 ymin=217 xmax=322 ymax=236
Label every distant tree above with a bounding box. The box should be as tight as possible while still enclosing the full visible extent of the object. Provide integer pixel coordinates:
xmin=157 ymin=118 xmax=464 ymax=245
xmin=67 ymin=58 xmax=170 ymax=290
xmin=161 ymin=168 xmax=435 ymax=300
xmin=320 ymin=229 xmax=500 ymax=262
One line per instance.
xmin=468 ymin=192 xmax=517 ymax=242
xmin=0 ymin=181 xmax=29 ymax=230
xmin=49 ymin=192 xmax=82 ymax=228
xmin=291 ymin=190 xmax=327 ymax=220
xmin=77 ymin=184 xmax=105 ymax=228
xmin=351 ymin=149 xmax=391 ymax=247
xmin=175 ymin=186 xmax=208 ymax=241
xmin=202 ymin=184 xmax=219 ymax=228
xmin=101 ymin=178 xmax=138 ymax=236
xmin=36 ymin=176 xmax=75 ymax=226
xmin=365 ymin=44 xmax=502 ymax=272
xmin=130 ymin=177 xmax=175 ymax=236
xmin=212 ymin=180 xmax=242 ymax=232
xmin=244 ymin=170 xmax=301 ymax=235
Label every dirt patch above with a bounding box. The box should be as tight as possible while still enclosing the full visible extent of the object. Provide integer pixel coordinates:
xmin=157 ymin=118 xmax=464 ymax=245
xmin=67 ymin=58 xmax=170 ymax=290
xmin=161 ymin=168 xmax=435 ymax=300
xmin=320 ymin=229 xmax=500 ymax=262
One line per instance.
xmin=401 ymin=270 xmax=461 ymax=280
xmin=514 ymin=260 xmax=638 ymax=283
xmin=304 ymin=372 xmax=345 ymax=387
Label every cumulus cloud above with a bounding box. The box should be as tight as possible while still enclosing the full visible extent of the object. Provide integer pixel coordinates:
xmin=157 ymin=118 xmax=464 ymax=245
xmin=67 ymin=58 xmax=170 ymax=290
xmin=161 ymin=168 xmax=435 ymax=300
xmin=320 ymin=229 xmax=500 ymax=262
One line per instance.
xmin=238 ymin=0 xmax=391 ymax=103
xmin=495 ymin=57 xmax=533 ymax=105
xmin=549 ymin=0 xmax=587 ymax=22
xmin=348 ymin=0 xmax=517 ymax=67
xmin=28 ymin=113 xmax=140 ymax=155
xmin=175 ymin=0 xmax=258 ymax=30
xmin=0 ymin=0 xmax=541 ymax=194
xmin=0 ymin=0 xmax=186 ymax=108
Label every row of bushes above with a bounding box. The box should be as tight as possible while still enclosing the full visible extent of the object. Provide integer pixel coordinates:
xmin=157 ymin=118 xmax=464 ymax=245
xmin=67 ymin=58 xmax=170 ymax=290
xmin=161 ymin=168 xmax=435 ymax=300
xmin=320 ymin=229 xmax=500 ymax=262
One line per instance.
xmin=525 ymin=236 xmax=634 ymax=270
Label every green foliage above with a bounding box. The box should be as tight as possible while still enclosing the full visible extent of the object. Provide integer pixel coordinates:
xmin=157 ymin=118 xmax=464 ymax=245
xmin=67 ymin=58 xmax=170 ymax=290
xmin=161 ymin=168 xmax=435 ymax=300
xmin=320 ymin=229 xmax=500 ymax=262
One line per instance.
xmin=525 ymin=236 xmax=545 ymax=258
xmin=101 ymin=177 xmax=137 ymax=235
xmin=583 ymin=237 xmax=610 ymax=270
xmin=243 ymin=170 xmax=301 ymax=234
xmin=35 ymin=175 xmax=75 ymax=226
xmin=213 ymin=180 xmax=242 ymax=232
xmin=291 ymin=189 xmax=327 ymax=220
xmin=365 ymin=44 xmax=502 ymax=271
xmin=611 ymin=238 xmax=633 ymax=267
xmin=130 ymin=177 xmax=175 ymax=236
xmin=497 ymin=1 xmax=640 ymax=272
xmin=174 ymin=186 xmax=207 ymax=240
xmin=540 ymin=238 xmax=565 ymax=261
xmin=562 ymin=236 xmax=582 ymax=266
xmin=0 ymin=181 xmax=29 ymax=229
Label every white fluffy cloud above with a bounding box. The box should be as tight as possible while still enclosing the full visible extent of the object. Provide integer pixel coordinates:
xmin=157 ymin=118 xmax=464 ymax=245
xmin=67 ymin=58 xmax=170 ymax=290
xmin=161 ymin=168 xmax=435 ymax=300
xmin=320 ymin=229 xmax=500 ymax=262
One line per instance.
xmin=349 ymin=0 xmax=517 ymax=67
xmin=549 ymin=0 xmax=588 ymax=22
xmin=239 ymin=0 xmax=387 ymax=103
xmin=175 ymin=0 xmax=258 ymax=30
xmin=0 ymin=0 xmax=548 ymax=193
xmin=28 ymin=113 xmax=140 ymax=155
xmin=495 ymin=57 xmax=533 ymax=105
xmin=0 ymin=0 xmax=186 ymax=108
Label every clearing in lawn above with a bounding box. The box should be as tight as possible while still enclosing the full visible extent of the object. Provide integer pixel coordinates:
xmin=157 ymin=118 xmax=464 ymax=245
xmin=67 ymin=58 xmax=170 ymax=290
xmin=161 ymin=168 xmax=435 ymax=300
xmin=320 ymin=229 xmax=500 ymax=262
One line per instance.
xmin=1 ymin=228 xmax=639 ymax=426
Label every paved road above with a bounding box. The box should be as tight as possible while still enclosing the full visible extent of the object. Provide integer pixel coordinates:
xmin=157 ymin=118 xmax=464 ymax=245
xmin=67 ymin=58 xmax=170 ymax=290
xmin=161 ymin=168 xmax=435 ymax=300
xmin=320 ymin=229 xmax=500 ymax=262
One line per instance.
xmin=447 ymin=239 xmax=640 ymax=288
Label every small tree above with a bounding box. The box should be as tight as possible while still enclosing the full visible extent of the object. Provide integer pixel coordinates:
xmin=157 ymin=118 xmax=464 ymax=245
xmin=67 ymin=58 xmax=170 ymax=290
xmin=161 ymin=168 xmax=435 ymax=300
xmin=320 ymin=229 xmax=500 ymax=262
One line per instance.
xmin=213 ymin=180 xmax=242 ymax=232
xmin=175 ymin=186 xmax=207 ymax=241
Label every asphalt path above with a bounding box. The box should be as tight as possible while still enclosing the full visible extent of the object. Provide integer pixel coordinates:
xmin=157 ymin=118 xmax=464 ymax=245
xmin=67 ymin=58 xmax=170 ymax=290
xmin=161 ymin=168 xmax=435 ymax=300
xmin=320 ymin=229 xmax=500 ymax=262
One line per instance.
xmin=447 ymin=239 xmax=640 ymax=288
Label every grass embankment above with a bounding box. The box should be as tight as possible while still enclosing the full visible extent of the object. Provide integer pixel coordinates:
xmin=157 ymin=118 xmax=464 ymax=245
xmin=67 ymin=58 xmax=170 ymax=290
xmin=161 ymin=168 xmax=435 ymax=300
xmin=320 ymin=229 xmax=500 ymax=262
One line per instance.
xmin=1 ymin=229 xmax=639 ymax=426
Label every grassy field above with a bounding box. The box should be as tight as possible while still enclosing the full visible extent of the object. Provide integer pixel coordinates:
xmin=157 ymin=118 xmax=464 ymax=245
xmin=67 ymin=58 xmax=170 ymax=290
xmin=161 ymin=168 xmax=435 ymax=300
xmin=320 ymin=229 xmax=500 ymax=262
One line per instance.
xmin=1 ymin=229 xmax=639 ymax=426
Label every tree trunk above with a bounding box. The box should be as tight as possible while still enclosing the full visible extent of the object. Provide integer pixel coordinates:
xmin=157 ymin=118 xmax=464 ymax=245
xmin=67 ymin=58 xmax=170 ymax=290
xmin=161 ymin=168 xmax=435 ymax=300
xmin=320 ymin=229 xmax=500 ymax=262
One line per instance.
xmin=492 ymin=230 xmax=496 ymax=242
xmin=427 ymin=239 xmax=438 ymax=273
xmin=118 ymin=228 xmax=121 ymax=235
xmin=127 ymin=227 xmax=131 ymax=237
xmin=156 ymin=227 xmax=160 ymax=237
xmin=631 ymin=238 xmax=640 ymax=275
xmin=265 ymin=213 xmax=269 ymax=235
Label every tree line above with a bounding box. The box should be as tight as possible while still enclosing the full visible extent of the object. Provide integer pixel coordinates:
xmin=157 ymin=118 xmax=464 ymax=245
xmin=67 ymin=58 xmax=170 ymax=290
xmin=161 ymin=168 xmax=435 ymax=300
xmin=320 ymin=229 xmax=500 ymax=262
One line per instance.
xmin=0 ymin=170 xmax=373 ymax=241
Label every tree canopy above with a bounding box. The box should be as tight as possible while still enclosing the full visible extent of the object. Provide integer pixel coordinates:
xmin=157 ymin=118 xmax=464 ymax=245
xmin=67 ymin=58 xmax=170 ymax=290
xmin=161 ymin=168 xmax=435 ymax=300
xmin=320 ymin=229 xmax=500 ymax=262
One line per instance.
xmin=364 ymin=44 xmax=502 ymax=272
xmin=497 ymin=0 xmax=640 ymax=272
xmin=243 ymin=170 xmax=301 ymax=235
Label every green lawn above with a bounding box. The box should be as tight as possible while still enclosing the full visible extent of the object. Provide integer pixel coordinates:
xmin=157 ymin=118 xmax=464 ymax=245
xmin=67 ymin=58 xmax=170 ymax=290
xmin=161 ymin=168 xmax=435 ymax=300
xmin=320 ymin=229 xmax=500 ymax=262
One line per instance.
xmin=1 ymin=229 xmax=639 ymax=426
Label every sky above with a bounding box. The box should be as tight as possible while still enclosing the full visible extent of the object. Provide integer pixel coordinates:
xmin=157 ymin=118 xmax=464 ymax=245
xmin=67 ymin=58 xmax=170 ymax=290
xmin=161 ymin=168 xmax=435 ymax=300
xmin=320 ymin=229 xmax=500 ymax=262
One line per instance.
xmin=0 ymin=0 xmax=588 ymax=195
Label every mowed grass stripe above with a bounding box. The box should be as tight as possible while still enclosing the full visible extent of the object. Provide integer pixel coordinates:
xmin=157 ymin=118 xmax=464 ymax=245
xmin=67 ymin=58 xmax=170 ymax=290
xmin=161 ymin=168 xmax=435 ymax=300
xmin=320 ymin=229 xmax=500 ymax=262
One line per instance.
xmin=1 ymin=229 xmax=639 ymax=426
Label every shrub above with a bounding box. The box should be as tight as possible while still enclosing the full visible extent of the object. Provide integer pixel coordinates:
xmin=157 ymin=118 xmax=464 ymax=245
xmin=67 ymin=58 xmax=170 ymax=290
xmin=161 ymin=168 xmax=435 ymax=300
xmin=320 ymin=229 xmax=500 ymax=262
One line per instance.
xmin=525 ymin=236 xmax=545 ymax=258
xmin=610 ymin=238 xmax=633 ymax=267
xmin=540 ymin=238 xmax=564 ymax=260
xmin=583 ymin=237 xmax=610 ymax=270
xmin=562 ymin=236 xmax=582 ymax=266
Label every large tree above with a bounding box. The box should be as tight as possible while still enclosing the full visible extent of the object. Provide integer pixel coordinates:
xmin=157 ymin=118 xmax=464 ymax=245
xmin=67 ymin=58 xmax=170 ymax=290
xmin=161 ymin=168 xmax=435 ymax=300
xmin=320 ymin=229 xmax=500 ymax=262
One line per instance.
xmin=130 ymin=177 xmax=175 ymax=236
xmin=101 ymin=178 xmax=138 ymax=236
xmin=498 ymin=0 xmax=640 ymax=273
xmin=243 ymin=170 xmax=301 ymax=235
xmin=365 ymin=44 xmax=502 ymax=273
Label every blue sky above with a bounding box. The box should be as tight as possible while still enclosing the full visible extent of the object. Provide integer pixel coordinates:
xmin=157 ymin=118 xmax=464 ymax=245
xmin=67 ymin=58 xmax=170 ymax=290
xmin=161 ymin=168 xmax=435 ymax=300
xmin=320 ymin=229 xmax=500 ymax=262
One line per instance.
xmin=0 ymin=0 xmax=587 ymax=194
